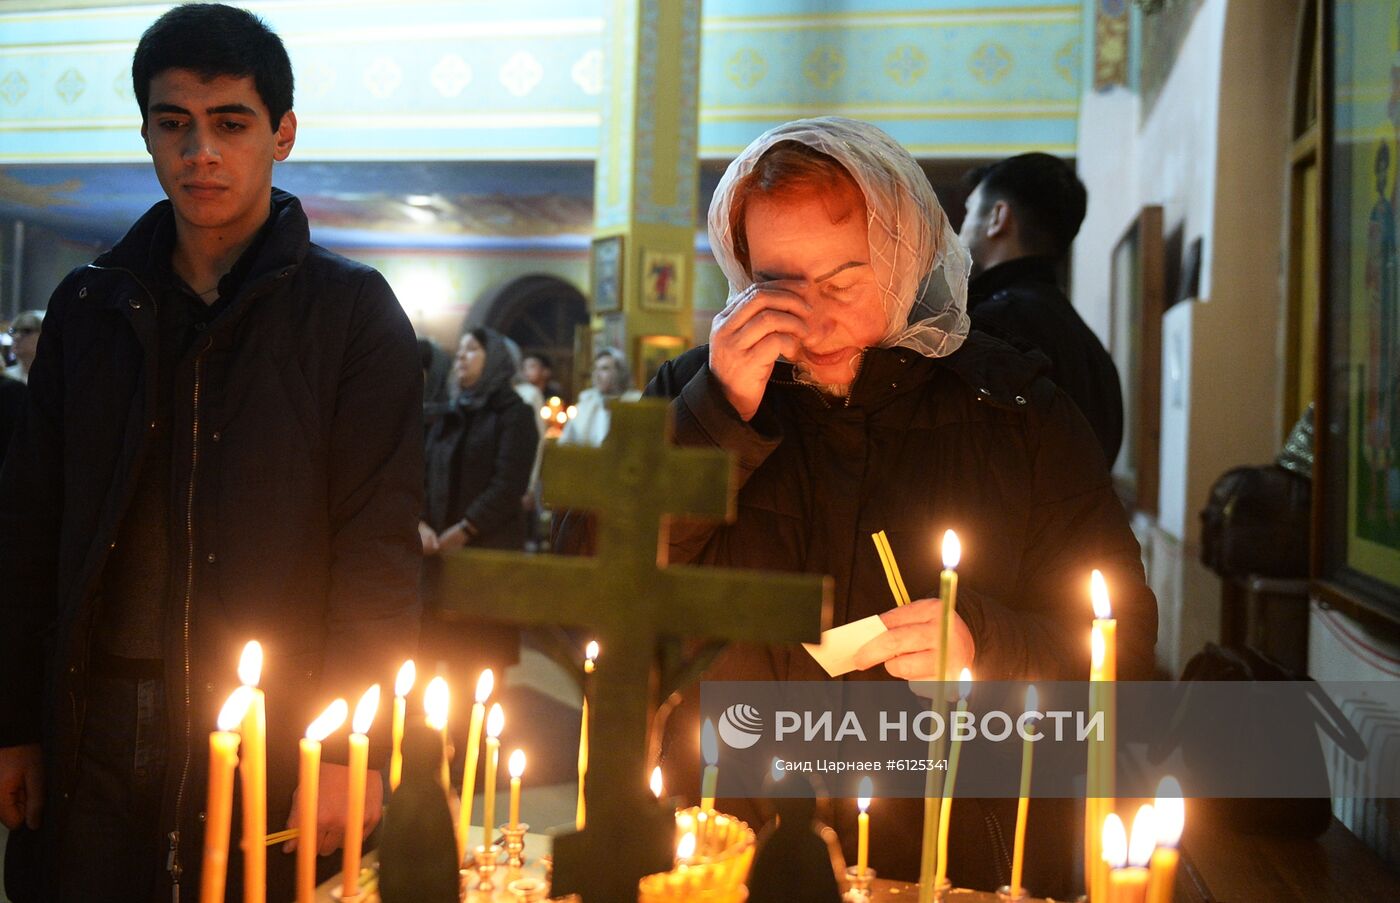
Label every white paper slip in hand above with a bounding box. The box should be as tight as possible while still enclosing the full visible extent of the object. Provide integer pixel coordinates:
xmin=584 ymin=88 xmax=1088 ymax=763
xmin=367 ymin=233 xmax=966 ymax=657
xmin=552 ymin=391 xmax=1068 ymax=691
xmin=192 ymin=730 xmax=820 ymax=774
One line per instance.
xmin=802 ymin=614 xmax=887 ymax=677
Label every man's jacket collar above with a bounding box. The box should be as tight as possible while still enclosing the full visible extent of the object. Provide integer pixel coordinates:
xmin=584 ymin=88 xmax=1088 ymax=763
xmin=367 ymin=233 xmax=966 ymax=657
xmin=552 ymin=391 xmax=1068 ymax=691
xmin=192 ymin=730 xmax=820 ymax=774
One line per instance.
xmin=90 ymin=187 xmax=310 ymax=306
xmin=968 ymin=256 xmax=1061 ymax=308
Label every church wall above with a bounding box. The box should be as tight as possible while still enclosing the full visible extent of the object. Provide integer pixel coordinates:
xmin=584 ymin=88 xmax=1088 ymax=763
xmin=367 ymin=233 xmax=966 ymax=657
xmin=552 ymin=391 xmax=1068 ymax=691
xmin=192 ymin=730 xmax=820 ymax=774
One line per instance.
xmin=333 ymin=247 xmax=589 ymax=353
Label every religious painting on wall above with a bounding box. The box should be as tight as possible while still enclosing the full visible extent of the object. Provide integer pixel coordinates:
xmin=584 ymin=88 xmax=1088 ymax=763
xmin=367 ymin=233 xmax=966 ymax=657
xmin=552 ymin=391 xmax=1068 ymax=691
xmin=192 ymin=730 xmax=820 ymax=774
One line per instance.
xmin=640 ymin=249 xmax=687 ymax=312
xmin=1109 ymin=206 xmax=1164 ymax=515
xmin=1319 ymin=0 xmax=1400 ymax=620
xmin=590 ymin=235 xmax=623 ymax=313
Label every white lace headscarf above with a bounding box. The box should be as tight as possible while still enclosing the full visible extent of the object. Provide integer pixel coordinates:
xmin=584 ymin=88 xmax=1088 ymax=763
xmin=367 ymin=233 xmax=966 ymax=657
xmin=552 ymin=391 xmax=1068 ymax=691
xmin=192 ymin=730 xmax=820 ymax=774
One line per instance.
xmin=708 ymin=117 xmax=970 ymax=360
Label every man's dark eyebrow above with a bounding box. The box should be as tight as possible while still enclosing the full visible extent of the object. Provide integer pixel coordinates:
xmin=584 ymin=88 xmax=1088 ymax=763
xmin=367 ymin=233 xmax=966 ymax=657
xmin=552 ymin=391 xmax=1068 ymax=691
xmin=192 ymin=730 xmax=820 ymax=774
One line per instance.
xmin=147 ymin=102 xmax=258 ymax=117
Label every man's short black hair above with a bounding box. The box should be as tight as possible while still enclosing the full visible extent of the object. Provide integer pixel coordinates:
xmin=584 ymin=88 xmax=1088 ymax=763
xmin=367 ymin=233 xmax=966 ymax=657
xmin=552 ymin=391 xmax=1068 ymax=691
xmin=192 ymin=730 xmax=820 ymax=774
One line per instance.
xmin=133 ymin=3 xmax=294 ymax=129
xmin=523 ymin=351 xmax=553 ymax=370
xmin=964 ymin=153 xmax=1087 ymax=259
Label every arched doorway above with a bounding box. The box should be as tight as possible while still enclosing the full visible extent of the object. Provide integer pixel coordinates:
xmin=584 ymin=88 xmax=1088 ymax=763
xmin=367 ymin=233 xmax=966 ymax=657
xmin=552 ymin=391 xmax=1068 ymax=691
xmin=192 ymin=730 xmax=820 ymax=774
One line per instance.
xmin=469 ymin=275 xmax=590 ymax=399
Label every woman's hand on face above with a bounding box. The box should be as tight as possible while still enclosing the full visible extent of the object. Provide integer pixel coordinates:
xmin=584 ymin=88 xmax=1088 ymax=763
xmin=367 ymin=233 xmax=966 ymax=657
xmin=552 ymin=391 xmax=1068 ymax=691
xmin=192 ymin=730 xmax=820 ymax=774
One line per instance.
xmin=418 ymin=521 xmax=440 ymax=556
xmin=851 ymin=598 xmax=975 ymax=682
xmin=709 ymin=283 xmax=811 ymax=421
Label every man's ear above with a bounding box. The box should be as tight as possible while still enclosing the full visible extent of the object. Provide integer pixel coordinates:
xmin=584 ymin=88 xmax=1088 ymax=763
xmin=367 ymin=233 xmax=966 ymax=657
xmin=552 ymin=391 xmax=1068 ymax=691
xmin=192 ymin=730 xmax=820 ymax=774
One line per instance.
xmin=140 ymin=118 xmax=151 ymax=154
xmin=273 ymin=110 xmax=297 ymax=162
xmin=985 ymin=200 xmax=1012 ymax=239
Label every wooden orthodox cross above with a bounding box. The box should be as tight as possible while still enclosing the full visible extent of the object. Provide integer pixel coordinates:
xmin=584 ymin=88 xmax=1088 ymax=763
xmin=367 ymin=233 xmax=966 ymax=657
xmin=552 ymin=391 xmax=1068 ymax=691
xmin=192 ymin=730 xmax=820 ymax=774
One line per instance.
xmin=439 ymin=400 xmax=832 ymax=902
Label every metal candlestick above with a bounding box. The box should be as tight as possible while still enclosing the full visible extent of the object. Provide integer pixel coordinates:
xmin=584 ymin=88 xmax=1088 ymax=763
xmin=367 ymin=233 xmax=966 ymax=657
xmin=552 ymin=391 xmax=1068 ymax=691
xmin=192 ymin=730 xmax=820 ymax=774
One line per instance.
xmin=501 ymin=822 xmax=529 ymax=870
xmin=472 ymin=843 xmax=501 ymax=893
xmin=843 ymin=865 xmax=877 ymax=901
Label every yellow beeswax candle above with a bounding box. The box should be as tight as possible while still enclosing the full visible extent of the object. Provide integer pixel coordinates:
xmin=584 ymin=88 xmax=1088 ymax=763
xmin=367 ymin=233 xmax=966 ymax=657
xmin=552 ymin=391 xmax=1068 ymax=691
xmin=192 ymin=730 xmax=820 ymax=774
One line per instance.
xmin=389 ymin=660 xmax=415 ymax=791
xmin=297 ymin=700 xmax=347 ymax=903
xmin=201 ymin=687 xmax=252 ymax=903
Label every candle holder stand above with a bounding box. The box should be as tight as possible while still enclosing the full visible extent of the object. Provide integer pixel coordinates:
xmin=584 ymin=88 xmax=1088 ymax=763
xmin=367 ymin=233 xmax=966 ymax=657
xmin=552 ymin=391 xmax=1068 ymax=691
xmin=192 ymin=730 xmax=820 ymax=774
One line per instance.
xmin=472 ymin=843 xmax=501 ymax=893
xmin=506 ymin=876 xmax=549 ymax=901
xmin=501 ymin=823 xmax=529 ymax=870
xmin=843 ymin=865 xmax=877 ymax=901
xmin=996 ymin=885 xmax=1029 ymax=902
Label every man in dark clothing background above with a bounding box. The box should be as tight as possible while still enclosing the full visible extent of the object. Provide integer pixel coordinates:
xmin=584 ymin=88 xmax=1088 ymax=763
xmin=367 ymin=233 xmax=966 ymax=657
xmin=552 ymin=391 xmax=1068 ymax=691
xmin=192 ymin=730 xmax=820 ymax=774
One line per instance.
xmin=959 ymin=153 xmax=1124 ymax=467
xmin=0 ymin=372 xmax=24 ymax=467
xmin=0 ymin=6 xmax=423 ymax=901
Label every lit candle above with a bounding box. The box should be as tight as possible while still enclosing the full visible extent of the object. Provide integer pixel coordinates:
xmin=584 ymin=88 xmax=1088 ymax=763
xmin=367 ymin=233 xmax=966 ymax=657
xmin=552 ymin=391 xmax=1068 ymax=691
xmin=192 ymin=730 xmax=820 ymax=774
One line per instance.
xmin=508 ymin=749 xmax=526 ymax=827
xmin=342 ymin=684 xmax=380 ymax=901
xmin=651 ymin=766 xmax=664 ymax=799
xmin=457 ymin=669 xmax=493 ymax=862
xmin=933 ymin=668 xmax=972 ymax=889
xmin=482 ymin=702 xmax=504 ymax=847
xmin=1108 ymin=806 xmax=1155 ymax=903
xmin=577 ymin=641 xmax=597 ymax=830
xmin=1102 ymin=812 xmax=1127 ymax=900
xmin=1147 ymin=778 xmax=1185 ymax=903
xmin=237 ymin=641 xmax=267 ymax=903
xmin=424 ymin=675 xmax=451 ymax=792
xmin=937 ymin=530 xmax=961 ymax=684
xmin=1010 ymin=684 xmax=1040 ymax=898
xmin=1087 ymin=570 xmax=1117 ymax=903
xmin=297 ymin=700 xmax=347 ymax=903
xmin=200 ymin=687 xmax=252 ymax=903
xmin=856 ymin=776 xmax=873 ymax=877
xmin=700 ymin=719 xmax=719 ymax=811
xmin=390 ymin=660 xmax=415 ymax=792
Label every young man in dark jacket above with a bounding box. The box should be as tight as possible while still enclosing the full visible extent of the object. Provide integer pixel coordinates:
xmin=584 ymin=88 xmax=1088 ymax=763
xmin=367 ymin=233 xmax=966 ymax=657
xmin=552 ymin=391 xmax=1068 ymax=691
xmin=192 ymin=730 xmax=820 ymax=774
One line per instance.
xmin=960 ymin=153 xmax=1125 ymax=467
xmin=0 ymin=6 xmax=423 ymax=901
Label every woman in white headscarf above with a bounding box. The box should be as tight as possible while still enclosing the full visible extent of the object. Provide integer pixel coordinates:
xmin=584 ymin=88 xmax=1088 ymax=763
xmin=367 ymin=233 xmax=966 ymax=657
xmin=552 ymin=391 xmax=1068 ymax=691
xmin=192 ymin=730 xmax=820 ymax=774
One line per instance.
xmin=643 ymin=118 xmax=1157 ymax=895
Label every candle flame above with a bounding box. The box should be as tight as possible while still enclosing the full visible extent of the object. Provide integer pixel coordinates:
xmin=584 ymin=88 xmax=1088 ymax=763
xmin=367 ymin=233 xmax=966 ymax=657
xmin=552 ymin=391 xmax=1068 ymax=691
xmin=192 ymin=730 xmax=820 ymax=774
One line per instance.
xmin=424 ymin=676 xmax=450 ymax=731
xmin=1026 ymin=683 xmax=1039 ymax=713
xmin=486 ymin=702 xmax=505 ymax=739
xmin=394 ymin=660 xmax=416 ymax=699
xmin=1128 ymin=804 xmax=1157 ymax=867
xmin=566 ymin=405 xmax=578 ymax=419
xmin=941 ymin=529 xmax=961 ymax=570
xmin=539 ymin=405 xmax=552 ymax=420
xmin=958 ymin=667 xmax=973 ymax=700
xmin=509 ymin=748 xmax=526 ymax=779
xmin=857 ymin=776 xmax=873 ymax=812
xmin=770 ymin=759 xmax=784 ymax=783
xmin=307 ymin=699 xmax=348 ymax=742
xmin=651 ymin=766 xmax=665 ymax=798
xmin=549 ymin=396 xmax=561 ymax=407
xmin=1091 ymin=569 xmax=1112 ymax=620
xmin=1101 ymin=812 xmax=1127 ymax=869
xmin=585 ymin=640 xmax=599 ymax=664
xmin=555 ymin=412 xmax=567 ymax=425
xmin=475 ymin=668 xmax=495 ymax=704
xmin=701 ymin=718 xmax=719 ymax=766
xmin=237 ymin=641 xmax=263 ymax=688
xmin=676 ymin=832 xmax=696 ymax=861
xmin=352 ymin=684 xmax=381 ymax=735
xmin=1155 ymin=776 xmax=1186 ymax=847
xmin=217 ymin=686 xmax=254 ymax=732
xmin=1092 ymin=629 xmax=1106 ymax=671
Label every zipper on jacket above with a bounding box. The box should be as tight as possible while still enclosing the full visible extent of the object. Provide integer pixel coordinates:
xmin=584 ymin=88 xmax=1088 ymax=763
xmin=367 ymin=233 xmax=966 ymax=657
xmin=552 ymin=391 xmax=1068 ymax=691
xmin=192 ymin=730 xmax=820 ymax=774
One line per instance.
xmin=772 ymin=350 xmax=868 ymax=409
xmin=170 ymin=353 xmax=203 ymax=900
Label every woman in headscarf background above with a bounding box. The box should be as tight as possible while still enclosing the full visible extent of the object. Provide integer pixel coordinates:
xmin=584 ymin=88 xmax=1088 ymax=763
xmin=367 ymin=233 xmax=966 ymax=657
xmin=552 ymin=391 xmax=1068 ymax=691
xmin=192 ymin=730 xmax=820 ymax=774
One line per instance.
xmin=419 ymin=327 xmax=538 ymax=704
xmin=645 ymin=118 xmax=1158 ymax=896
xmin=559 ymin=345 xmax=642 ymax=447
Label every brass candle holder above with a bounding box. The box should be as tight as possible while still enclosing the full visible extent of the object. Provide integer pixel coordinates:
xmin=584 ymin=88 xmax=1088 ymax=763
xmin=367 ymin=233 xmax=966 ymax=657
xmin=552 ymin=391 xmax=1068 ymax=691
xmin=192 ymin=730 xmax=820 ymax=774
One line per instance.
xmin=472 ymin=843 xmax=501 ymax=894
xmin=506 ymin=876 xmax=548 ymax=901
xmin=501 ymin=822 xmax=529 ymax=870
xmin=843 ymin=865 xmax=877 ymax=901
xmin=996 ymin=885 xmax=1029 ymax=902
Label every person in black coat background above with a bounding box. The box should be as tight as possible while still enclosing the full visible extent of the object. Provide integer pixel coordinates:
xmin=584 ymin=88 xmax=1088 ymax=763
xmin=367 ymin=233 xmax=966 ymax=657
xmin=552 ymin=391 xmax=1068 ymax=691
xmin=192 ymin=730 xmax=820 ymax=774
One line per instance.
xmin=418 ymin=327 xmax=537 ymax=698
xmin=0 ymin=373 xmax=24 ymax=468
xmin=959 ymin=153 xmax=1124 ymax=467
